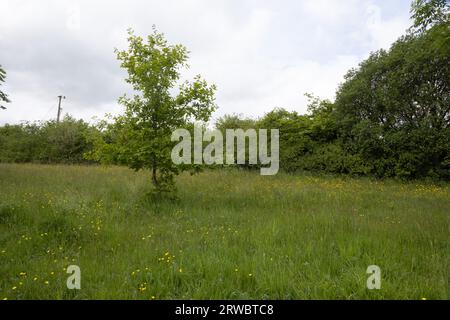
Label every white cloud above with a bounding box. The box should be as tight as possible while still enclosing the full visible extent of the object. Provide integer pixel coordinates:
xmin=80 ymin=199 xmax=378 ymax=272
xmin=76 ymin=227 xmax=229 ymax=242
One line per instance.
xmin=364 ymin=4 xmax=410 ymax=50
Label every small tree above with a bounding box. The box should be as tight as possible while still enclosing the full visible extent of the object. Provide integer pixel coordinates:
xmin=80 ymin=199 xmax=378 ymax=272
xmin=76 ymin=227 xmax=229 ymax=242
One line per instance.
xmin=0 ymin=65 xmax=10 ymax=110
xmin=103 ymin=27 xmax=217 ymax=192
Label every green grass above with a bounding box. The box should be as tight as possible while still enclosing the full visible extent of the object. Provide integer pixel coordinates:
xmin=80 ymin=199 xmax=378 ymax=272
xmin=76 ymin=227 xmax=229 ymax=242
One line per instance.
xmin=0 ymin=163 xmax=449 ymax=300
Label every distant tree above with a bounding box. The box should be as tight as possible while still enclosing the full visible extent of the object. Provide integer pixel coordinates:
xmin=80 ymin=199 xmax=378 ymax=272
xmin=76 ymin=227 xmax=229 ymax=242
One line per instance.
xmin=0 ymin=65 xmax=10 ymax=110
xmin=0 ymin=123 xmax=41 ymax=162
xmin=91 ymin=28 xmax=217 ymax=193
xmin=215 ymin=114 xmax=257 ymax=132
xmin=39 ymin=116 xmax=93 ymax=163
xmin=214 ymin=114 xmax=259 ymax=170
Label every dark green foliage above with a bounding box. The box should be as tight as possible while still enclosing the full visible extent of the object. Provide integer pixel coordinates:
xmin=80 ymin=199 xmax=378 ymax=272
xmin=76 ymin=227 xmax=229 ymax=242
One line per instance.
xmin=256 ymin=107 xmax=315 ymax=173
xmin=38 ymin=116 xmax=94 ymax=163
xmin=0 ymin=116 xmax=95 ymax=164
xmin=0 ymin=123 xmax=42 ymax=162
xmin=215 ymin=114 xmax=259 ymax=170
xmin=333 ymin=12 xmax=450 ymax=179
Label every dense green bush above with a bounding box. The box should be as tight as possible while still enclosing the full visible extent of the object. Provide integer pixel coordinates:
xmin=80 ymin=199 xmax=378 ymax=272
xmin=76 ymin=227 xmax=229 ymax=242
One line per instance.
xmin=0 ymin=123 xmax=41 ymax=162
xmin=333 ymin=16 xmax=450 ymax=179
xmin=0 ymin=116 xmax=95 ymax=164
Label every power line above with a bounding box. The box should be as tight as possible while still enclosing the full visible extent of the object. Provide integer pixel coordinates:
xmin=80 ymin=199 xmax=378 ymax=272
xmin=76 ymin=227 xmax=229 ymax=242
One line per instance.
xmin=41 ymin=104 xmax=56 ymax=121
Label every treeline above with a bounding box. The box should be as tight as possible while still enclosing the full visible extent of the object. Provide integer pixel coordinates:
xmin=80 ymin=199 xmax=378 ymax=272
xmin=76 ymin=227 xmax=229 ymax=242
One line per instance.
xmin=0 ymin=116 xmax=95 ymax=164
xmin=216 ymin=7 xmax=450 ymax=180
xmin=1 ymin=1 xmax=449 ymax=180
xmin=217 ymin=16 xmax=450 ymax=180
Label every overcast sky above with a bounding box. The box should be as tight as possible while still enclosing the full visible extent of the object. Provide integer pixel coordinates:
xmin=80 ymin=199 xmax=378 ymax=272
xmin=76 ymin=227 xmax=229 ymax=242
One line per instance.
xmin=0 ymin=0 xmax=413 ymax=125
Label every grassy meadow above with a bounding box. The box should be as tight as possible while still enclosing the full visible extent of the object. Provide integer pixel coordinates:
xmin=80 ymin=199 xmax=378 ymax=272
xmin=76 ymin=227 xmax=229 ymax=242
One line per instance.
xmin=0 ymin=163 xmax=449 ymax=300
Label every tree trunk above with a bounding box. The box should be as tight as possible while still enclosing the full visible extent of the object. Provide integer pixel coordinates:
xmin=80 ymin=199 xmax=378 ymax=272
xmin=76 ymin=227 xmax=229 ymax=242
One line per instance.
xmin=152 ymin=164 xmax=158 ymax=187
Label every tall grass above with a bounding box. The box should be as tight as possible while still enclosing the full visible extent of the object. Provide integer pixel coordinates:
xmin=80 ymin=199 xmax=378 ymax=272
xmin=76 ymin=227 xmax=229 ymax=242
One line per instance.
xmin=0 ymin=163 xmax=449 ymax=299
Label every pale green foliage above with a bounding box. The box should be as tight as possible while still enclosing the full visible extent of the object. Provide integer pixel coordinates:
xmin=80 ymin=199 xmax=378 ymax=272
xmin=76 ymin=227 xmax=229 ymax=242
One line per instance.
xmin=410 ymin=0 xmax=449 ymax=33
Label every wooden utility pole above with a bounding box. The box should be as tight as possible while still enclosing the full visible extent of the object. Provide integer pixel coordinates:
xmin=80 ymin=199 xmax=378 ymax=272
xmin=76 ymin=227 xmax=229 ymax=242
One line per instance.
xmin=57 ymin=95 xmax=65 ymax=123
